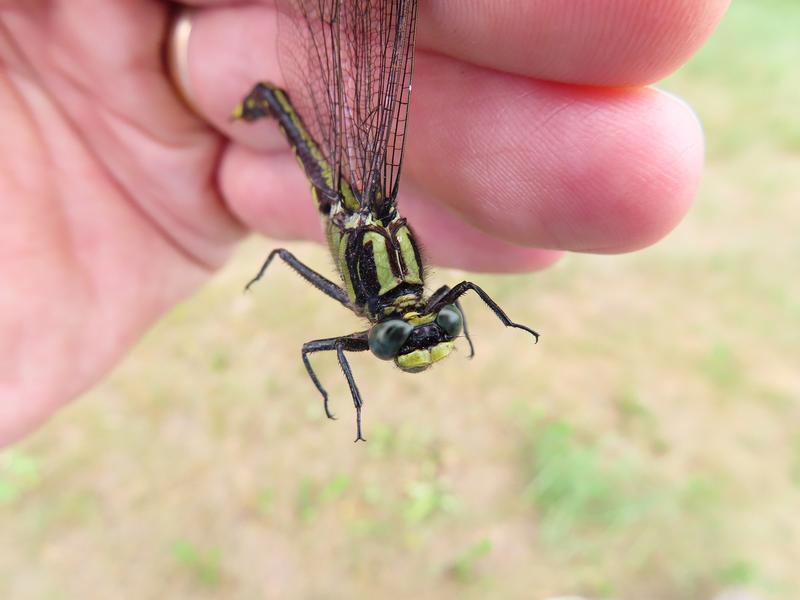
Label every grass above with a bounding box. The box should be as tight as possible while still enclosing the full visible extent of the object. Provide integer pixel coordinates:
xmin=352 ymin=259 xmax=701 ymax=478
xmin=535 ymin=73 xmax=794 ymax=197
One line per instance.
xmin=0 ymin=450 xmax=41 ymax=506
xmin=523 ymin=419 xmax=657 ymax=541
xmin=448 ymin=538 xmax=492 ymax=583
xmin=2 ymin=1 xmax=800 ymax=598
xmin=518 ymin=413 xmax=732 ymax=597
xmin=171 ymin=541 xmax=224 ymax=588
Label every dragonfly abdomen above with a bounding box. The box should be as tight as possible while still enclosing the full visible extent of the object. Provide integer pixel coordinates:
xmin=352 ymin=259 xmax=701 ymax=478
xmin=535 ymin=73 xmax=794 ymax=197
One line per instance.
xmin=235 ymin=83 xmax=359 ymax=215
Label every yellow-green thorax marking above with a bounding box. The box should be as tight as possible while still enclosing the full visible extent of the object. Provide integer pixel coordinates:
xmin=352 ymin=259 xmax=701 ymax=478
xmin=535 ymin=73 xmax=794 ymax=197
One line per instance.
xmin=326 ymin=211 xmax=425 ymax=320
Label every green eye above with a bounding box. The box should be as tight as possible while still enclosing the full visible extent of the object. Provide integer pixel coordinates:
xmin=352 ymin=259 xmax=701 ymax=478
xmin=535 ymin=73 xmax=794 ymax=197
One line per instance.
xmin=368 ymin=320 xmax=413 ymax=360
xmin=436 ymin=304 xmax=463 ymax=337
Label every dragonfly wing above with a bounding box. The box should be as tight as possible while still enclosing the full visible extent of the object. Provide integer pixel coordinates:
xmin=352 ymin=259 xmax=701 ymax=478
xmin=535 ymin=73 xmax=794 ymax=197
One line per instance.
xmin=276 ymin=0 xmax=344 ymax=201
xmin=277 ymin=0 xmax=419 ymax=217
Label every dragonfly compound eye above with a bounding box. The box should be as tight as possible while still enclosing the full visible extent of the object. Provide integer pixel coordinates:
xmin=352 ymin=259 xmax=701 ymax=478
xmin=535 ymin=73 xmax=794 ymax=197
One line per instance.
xmin=436 ymin=304 xmax=463 ymax=338
xmin=368 ymin=320 xmax=414 ymax=360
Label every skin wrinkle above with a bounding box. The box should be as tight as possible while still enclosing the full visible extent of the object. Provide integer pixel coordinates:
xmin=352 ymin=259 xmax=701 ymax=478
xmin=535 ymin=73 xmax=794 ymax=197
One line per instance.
xmin=52 ymin=11 xmax=243 ymax=257
xmin=439 ymin=65 xmax=552 ymax=218
xmin=565 ymin=100 xmax=698 ymax=253
xmin=485 ymin=86 xmax=558 ymax=199
xmin=533 ymin=105 xmax=611 ymax=249
xmin=0 ymin=72 xmax=45 ymax=200
xmin=438 ymin=77 xmax=600 ymax=245
xmin=94 ymin=105 xmax=238 ymax=264
xmin=401 ymin=181 xmax=561 ymax=272
xmin=2 ymin=5 xmax=240 ymax=271
xmin=557 ymin=104 xmax=646 ymax=223
xmin=526 ymin=96 xmax=601 ymax=213
xmin=0 ymin=76 xmax=89 ymax=416
xmin=0 ymin=17 xmax=31 ymax=76
xmin=533 ymin=95 xmax=582 ymax=136
xmin=465 ymin=120 xmax=556 ymax=248
xmin=67 ymin=70 xmax=232 ymax=270
xmin=10 ymin=73 xmax=114 ymax=317
xmin=540 ymin=124 xmax=604 ymax=250
xmin=48 ymin=1 xmax=165 ymax=93
xmin=2 ymin=73 xmax=82 ymax=289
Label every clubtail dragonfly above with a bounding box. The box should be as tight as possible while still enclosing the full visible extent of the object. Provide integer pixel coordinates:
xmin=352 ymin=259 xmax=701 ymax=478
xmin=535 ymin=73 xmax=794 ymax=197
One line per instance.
xmin=234 ymin=0 xmax=539 ymax=441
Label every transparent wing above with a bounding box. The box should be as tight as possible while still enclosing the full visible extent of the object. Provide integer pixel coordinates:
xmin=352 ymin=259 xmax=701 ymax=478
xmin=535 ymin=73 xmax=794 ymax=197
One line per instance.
xmin=277 ymin=0 xmax=419 ymax=215
xmin=276 ymin=0 xmax=343 ymax=200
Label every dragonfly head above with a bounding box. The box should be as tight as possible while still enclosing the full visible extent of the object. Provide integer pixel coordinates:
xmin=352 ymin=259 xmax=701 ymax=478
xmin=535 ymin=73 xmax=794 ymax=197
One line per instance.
xmin=368 ymin=305 xmax=464 ymax=373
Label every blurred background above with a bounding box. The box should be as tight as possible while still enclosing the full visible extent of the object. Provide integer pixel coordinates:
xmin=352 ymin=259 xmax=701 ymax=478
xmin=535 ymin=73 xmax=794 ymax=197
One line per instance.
xmin=2 ymin=1 xmax=798 ymax=598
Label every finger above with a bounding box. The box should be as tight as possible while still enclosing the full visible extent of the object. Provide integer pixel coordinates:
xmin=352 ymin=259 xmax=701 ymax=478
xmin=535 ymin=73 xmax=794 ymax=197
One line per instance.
xmin=186 ymin=4 xmax=284 ymax=142
xmin=419 ymin=0 xmax=731 ymax=85
xmin=401 ymin=184 xmax=564 ymax=273
xmin=179 ymin=0 xmax=729 ymax=87
xmin=199 ymin=8 xmax=704 ymax=255
xmin=404 ymin=53 xmax=705 ymax=254
xmin=202 ymin=46 xmax=703 ymax=257
xmin=220 ymin=144 xmax=563 ymax=273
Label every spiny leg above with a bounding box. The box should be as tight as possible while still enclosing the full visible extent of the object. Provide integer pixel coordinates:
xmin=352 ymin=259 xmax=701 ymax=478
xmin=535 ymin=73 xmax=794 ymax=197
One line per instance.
xmin=456 ymin=297 xmax=476 ymax=358
xmin=427 ymin=285 xmax=450 ymax=308
xmin=246 ymin=248 xmax=350 ymax=308
xmin=438 ymin=281 xmax=539 ymax=343
xmin=335 ymin=344 xmax=367 ymax=443
xmin=427 ymin=285 xmax=475 ymax=358
xmin=301 ymin=333 xmax=369 ymax=440
xmin=302 ymin=339 xmax=337 ymax=420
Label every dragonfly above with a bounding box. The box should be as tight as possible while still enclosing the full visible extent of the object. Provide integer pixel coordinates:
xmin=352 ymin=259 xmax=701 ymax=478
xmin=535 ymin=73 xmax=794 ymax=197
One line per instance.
xmin=233 ymin=0 xmax=539 ymax=441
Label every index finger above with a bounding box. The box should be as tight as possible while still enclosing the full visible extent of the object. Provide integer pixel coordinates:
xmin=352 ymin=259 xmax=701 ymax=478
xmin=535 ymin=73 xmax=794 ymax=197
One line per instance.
xmin=421 ymin=0 xmax=730 ymax=86
xmin=179 ymin=0 xmax=730 ymax=86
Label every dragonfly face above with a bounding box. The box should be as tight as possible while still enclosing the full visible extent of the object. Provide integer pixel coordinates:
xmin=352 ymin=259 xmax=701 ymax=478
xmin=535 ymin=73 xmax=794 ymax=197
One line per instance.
xmin=368 ymin=304 xmax=464 ymax=373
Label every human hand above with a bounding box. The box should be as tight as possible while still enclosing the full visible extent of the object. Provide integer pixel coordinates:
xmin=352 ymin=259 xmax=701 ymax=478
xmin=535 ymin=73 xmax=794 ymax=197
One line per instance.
xmin=0 ymin=0 xmax=728 ymax=445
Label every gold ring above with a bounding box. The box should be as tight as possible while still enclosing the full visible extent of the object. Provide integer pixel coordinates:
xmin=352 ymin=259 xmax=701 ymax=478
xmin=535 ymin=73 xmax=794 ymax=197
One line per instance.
xmin=166 ymin=7 xmax=201 ymax=115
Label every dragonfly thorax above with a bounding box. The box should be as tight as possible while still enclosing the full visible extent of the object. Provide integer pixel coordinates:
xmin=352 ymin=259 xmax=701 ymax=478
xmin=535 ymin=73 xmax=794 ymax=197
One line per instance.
xmin=326 ymin=211 xmax=428 ymax=320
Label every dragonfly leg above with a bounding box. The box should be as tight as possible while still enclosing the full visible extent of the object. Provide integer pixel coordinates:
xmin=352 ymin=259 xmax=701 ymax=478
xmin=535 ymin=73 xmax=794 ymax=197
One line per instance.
xmin=246 ymin=248 xmax=350 ymax=309
xmin=427 ymin=285 xmax=475 ymax=358
xmin=301 ymin=333 xmax=370 ymax=441
xmin=439 ymin=281 xmax=539 ymax=343
xmin=427 ymin=285 xmax=450 ymax=307
xmin=302 ymin=339 xmax=337 ymax=420
xmin=456 ymin=297 xmax=476 ymax=358
xmin=335 ymin=343 xmax=368 ymax=443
